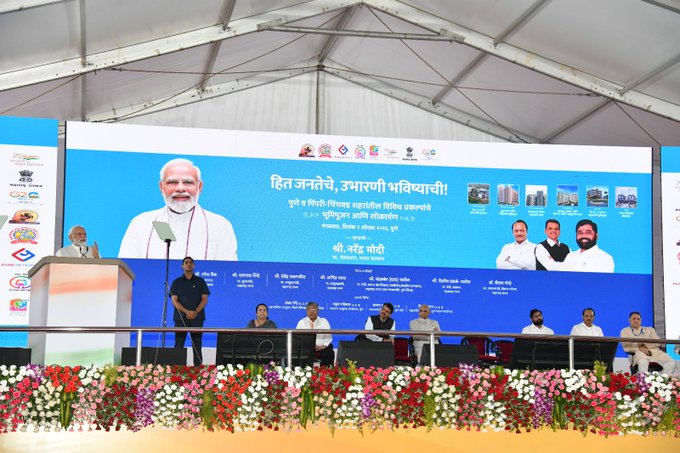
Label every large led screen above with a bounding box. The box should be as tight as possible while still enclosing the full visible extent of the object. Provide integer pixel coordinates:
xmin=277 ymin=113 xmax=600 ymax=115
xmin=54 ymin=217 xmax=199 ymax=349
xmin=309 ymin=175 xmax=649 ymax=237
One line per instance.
xmin=64 ymin=122 xmax=652 ymax=353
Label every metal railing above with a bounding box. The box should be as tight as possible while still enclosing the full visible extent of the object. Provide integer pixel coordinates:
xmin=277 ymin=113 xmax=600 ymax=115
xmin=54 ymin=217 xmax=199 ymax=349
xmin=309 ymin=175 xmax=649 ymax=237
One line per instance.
xmin=2 ymin=325 xmax=679 ymax=369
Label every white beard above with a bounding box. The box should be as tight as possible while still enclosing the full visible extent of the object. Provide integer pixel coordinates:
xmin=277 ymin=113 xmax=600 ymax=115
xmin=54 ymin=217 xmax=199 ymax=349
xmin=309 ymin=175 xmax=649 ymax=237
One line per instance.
xmin=165 ymin=192 xmax=199 ymax=213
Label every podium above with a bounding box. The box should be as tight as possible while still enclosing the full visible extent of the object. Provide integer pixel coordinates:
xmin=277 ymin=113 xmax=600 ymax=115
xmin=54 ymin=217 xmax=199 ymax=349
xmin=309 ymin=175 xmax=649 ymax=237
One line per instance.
xmin=27 ymin=257 xmax=135 ymax=366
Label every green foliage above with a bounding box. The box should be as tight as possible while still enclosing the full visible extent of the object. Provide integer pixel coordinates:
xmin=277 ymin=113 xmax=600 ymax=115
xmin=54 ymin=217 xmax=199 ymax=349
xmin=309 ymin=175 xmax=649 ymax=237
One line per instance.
xmin=201 ymin=388 xmax=215 ymax=430
xmin=101 ymin=364 xmax=119 ymax=387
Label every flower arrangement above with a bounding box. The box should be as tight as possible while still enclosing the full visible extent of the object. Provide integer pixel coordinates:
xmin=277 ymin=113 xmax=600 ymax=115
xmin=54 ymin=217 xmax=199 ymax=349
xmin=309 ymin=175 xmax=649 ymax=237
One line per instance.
xmin=1 ymin=363 xmax=680 ymax=436
xmin=0 ymin=365 xmax=36 ymax=433
xmin=203 ymin=366 xmax=251 ymax=432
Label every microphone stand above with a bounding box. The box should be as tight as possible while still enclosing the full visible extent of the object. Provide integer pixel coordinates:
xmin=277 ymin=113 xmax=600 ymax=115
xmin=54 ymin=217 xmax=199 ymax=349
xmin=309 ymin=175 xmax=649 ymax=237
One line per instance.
xmin=161 ymin=238 xmax=172 ymax=347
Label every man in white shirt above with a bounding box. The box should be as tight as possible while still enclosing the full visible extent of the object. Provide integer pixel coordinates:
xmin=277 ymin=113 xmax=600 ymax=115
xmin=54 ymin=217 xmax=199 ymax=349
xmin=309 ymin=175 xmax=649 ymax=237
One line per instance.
xmin=521 ymin=308 xmax=554 ymax=335
xmin=118 ymin=158 xmax=238 ymax=261
xmin=364 ymin=303 xmax=395 ymax=342
xmin=535 ymin=219 xmax=570 ymax=271
xmin=56 ymin=225 xmax=100 ymax=258
xmin=496 ymin=220 xmax=536 ymax=270
xmin=409 ymin=304 xmax=441 ymax=361
xmin=570 ymin=308 xmax=604 ymax=336
xmin=562 ymin=219 xmax=614 ymax=273
xmin=295 ymin=301 xmax=334 ymax=366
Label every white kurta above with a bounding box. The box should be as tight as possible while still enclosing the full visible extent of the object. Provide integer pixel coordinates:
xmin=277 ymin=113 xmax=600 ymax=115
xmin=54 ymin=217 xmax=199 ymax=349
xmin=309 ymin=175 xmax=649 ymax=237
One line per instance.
xmin=570 ymin=322 xmax=604 ymax=337
xmin=562 ymin=245 xmax=614 ymax=273
xmin=521 ymin=324 xmax=555 ymax=335
xmin=365 ymin=316 xmax=395 ymax=342
xmin=296 ymin=316 xmax=333 ymax=348
xmin=56 ymin=244 xmax=96 ymax=258
xmin=409 ymin=317 xmax=441 ymax=360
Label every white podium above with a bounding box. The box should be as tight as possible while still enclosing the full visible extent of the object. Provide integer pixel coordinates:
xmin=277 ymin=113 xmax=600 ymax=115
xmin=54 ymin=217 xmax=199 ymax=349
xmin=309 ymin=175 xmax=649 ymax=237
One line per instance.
xmin=27 ymin=257 xmax=135 ymax=366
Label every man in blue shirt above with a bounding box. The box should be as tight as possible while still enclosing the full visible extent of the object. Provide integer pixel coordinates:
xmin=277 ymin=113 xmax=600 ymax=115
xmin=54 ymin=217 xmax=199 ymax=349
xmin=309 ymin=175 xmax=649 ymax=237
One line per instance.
xmin=170 ymin=256 xmax=210 ymax=365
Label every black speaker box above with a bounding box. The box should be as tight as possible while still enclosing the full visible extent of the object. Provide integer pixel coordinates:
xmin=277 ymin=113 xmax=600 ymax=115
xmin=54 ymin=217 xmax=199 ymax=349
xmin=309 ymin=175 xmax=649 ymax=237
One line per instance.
xmin=336 ymin=341 xmax=394 ymax=368
xmin=121 ymin=347 xmax=186 ymax=366
xmin=0 ymin=347 xmax=31 ymax=366
xmin=419 ymin=344 xmax=479 ymax=367
xmin=216 ymin=333 xmax=316 ymax=367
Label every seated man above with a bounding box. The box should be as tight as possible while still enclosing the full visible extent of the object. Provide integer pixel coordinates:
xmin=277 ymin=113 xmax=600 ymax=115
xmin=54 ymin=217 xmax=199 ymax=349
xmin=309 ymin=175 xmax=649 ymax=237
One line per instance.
xmin=295 ymin=301 xmax=334 ymax=366
xmin=620 ymin=312 xmax=675 ymax=374
xmin=56 ymin=225 xmax=100 ymax=258
xmin=364 ymin=303 xmax=395 ymax=342
xmin=409 ymin=304 xmax=440 ymax=361
xmin=570 ymin=308 xmax=603 ymax=337
xmin=521 ymin=308 xmax=554 ymax=335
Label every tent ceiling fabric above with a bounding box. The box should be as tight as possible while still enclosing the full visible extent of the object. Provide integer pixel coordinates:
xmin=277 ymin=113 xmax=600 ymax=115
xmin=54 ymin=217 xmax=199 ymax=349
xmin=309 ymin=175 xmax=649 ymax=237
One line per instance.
xmin=0 ymin=0 xmax=679 ymax=146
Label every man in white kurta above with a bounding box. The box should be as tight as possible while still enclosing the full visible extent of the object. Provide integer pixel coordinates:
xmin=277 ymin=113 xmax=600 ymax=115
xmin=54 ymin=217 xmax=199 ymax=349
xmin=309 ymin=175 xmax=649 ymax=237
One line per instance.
xmin=562 ymin=219 xmax=614 ymax=273
xmin=56 ymin=225 xmax=100 ymax=258
xmin=118 ymin=158 xmax=238 ymax=260
xmin=496 ymin=220 xmax=536 ymax=270
xmin=620 ymin=312 xmax=676 ymax=374
xmin=521 ymin=309 xmax=554 ymax=335
xmin=409 ymin=304 xmax=441 ymax=361
xmin=570 ymin=308 xmax=604 ymax=336
xmin=295 ymin=301 xmax=334 ymax=366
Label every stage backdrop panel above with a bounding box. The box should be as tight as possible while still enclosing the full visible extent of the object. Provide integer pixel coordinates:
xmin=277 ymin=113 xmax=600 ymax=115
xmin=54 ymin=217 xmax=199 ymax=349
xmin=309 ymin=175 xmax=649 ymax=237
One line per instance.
xmin=661 ymin=146 xmax=680 ymax=358
xmin=64 ymin=122 xmax=652 ymax=356
xmin=0 ymin=116 xmax=58 ymax=346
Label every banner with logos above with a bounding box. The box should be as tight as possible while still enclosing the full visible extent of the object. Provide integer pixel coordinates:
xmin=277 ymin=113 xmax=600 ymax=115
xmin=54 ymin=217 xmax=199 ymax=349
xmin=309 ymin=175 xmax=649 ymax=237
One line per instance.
xmin=661 ymin=146 xmax=680 ymax=357
xmin=64 ymin=122 xmax=652 ymax=352
xmin=0 ymin=116 xmax=58 ymax=345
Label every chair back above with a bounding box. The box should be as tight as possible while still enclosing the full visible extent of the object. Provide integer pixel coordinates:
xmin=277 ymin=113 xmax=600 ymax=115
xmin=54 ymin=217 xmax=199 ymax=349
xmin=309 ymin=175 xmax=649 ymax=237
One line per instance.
xmin=394 ymin=337 xmax=411 ymax=363
xmin=461 ymin=336 xmax=493 ymax=355
xmin=494 ymin=340 xmax=514 ymax=365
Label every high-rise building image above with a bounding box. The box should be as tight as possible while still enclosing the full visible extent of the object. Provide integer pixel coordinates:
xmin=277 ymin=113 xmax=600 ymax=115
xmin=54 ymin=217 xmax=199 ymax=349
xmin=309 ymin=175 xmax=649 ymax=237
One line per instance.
xmin=557 ymin=185 xmax=579 ymax=206
xmin=497 ymin=184 xmax=519 ymax=205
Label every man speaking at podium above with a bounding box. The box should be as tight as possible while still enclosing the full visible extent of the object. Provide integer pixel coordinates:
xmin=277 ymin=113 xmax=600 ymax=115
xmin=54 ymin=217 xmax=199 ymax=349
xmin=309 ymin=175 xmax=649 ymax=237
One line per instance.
xmin=118 ymin=158 xmax=238 ymax=261
xmin=56 ymin=225 xmax=100 ymax=258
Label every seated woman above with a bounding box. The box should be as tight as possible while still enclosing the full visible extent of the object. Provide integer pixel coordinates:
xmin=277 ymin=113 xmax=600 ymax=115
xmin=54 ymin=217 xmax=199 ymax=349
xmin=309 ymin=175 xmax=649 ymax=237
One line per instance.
xmin=247 ymin=303 xmax=278 ymax=328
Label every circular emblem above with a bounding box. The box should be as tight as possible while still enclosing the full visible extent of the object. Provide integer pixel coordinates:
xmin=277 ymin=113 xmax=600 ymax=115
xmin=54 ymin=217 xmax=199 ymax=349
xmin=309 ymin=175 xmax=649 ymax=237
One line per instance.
xmin=10 ymin=227 xmax=38 ymax=244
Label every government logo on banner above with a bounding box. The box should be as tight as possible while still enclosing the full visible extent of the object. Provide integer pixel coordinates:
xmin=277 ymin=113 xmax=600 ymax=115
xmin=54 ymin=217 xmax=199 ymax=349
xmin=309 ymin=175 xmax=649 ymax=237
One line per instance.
xmin=9 ymin=228 xmax=38 ymax=244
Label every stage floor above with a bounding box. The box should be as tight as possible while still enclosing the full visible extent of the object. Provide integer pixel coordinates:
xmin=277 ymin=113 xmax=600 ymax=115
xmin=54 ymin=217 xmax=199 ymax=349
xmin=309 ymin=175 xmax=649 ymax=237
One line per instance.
xmin=1 ymin=426 xmax=677 ymax=453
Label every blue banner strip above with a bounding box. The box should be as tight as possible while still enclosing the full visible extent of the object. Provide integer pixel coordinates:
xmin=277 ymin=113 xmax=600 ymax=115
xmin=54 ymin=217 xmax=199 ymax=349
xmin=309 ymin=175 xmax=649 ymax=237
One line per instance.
xmin=0 ymin=116 xmax=58 ymax=147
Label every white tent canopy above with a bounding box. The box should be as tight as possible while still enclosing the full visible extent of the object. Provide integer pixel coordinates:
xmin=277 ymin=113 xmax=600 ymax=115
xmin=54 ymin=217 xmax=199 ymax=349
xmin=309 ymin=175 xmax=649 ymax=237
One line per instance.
xmin=1 ymin=0 xmax=679 ymax=146
xmin=1 ymin=0 xmax=678 ymax=330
